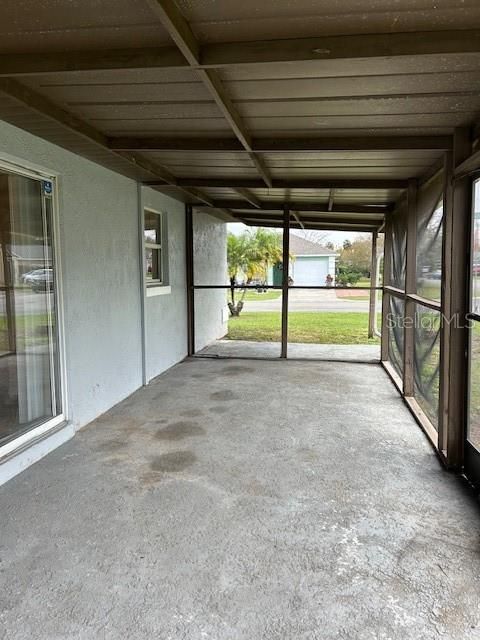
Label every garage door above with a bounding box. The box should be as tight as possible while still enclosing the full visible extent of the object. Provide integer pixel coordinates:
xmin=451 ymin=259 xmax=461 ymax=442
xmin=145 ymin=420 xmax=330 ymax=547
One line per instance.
xmin=292 ymin=258 xmax=329 ymax=286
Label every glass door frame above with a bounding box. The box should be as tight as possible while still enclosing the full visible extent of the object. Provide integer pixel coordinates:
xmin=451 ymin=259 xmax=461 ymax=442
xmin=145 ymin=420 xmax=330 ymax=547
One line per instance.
xmin=465 ymin=177 xmax=480 ymax=486
xmin=0 ymin=156 xmax=68 ymax=459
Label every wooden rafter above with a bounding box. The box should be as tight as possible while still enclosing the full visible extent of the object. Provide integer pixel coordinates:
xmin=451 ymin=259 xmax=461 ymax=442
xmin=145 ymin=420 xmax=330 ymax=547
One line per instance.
xmin=0 ymin=77 xmax=216 ymax=207
xmin=192 ymin=201 xmax=391 ymax=214
xmin=328 ymin=189 xmax=335 ymax=211
xmin=110 ymin=135 xmax=452 ymax=152
xmin=174 ymin=177 xmax=407 ymax=189
xmin=144 ymin=0 xmax=272 ymax=188
xmin=2 ymin=29 xmax=480 ymax=75
xmin=232 ymin=188 xmax=261 ymax=208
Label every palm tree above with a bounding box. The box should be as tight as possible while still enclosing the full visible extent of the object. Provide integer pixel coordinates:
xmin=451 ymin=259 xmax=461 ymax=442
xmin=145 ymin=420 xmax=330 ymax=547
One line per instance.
xmin=253 ymin=228 xmax=283 ymax=282
xmin=227 ymin=232 xmax=257 ymax=316
xmin=226 ymin=228 xmax=284 ymax=316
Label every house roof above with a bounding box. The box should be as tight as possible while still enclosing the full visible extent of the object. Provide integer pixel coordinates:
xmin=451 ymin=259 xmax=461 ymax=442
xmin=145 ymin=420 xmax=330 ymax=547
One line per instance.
xmin=289 ymin=234 xmax=337 ymax=257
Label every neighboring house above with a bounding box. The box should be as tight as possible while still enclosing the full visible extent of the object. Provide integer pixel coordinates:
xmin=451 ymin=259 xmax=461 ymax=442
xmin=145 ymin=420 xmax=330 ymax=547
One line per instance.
xmin=269 ymin=235 xmax=337 ymax=286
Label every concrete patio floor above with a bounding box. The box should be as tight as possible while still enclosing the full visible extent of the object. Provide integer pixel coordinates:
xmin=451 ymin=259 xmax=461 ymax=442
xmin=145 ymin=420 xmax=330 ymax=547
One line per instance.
xmin=1 ymin=358 xmax=480 ymax=639
xmin=197 ymin=339 xmax=380 ymax=362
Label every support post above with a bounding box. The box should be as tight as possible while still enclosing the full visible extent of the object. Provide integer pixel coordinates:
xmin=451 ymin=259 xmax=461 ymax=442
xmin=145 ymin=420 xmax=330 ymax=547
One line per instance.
xmin=443 ymin=127 xmax=472 ymax=467
xmin=381 ymin=217 xmax=393 ymax=361
xmin=185 ymin=203 xmax=195 ymax=356
xmin=403 ymin=179 xmax=418 ymax=397
xmin=438 ymin=150 xmax=453 ymax=454
xmin=368 ymin=230 xmax=378 ymax=339
xmin=281 ymin=204 xmax=290 ymax=358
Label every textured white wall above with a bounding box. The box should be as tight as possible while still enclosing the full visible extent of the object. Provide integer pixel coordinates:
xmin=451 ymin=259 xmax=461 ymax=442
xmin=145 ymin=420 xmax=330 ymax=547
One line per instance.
xmin=0 ymin=121 xmax=229 ymax=484
xmin=0 ymin=121 xmax=143 ymax=431
xmin=193 ymin=212 xmax=228 ymax=350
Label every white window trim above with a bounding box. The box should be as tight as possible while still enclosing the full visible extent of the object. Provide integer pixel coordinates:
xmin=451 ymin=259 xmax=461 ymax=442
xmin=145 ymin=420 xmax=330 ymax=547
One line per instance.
xmin=144 ymin=207 xmax=170 ymax=294
xmin=146 ymin=285 xmax=171 ymax=297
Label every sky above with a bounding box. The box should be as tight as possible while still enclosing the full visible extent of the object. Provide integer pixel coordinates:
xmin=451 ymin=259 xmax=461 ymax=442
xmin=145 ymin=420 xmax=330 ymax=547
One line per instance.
xmin=226 ymin=222 xmax=370 ymax=248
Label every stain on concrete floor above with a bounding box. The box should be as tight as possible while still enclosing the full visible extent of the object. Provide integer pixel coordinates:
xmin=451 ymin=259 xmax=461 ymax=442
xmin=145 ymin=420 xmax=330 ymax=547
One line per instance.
xmin=149 ymin=450 xmax=197 ymax=473
xmin=154 ymin=421 xmax=205 ymax=441
xmin=0 ymin=358 xmax=479 ymax=639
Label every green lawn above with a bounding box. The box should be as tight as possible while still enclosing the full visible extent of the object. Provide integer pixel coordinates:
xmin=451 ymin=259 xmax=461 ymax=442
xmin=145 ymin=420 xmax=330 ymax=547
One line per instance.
xmin=243 ymin=290 xmax=281 ymax=302
xmin=227 ymin=311 xmax=380 ymax=344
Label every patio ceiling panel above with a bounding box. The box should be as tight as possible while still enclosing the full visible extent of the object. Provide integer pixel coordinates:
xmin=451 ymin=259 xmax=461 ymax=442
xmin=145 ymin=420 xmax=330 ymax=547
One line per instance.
xmin=174 ymin=0 xmax=480 ymax=43
xmin=0 ymin=0 xmax=478 ymax=229
xmin=0 ymin=0 xmax=173 ymax=52
xmin=221 ymin=54 xmax=480 ymax=81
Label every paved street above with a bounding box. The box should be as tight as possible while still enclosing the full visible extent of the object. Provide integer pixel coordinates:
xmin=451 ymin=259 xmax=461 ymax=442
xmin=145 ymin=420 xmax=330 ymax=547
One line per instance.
xmin=244 ymin=288 xmax=371 ymax=313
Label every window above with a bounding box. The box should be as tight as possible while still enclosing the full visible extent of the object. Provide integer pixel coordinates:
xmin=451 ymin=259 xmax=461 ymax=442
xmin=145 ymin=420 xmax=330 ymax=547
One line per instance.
xmin=144 ymin=209 xmax=164 ymax=285
xmin=0 ymin=170 xmax=62 ymax=447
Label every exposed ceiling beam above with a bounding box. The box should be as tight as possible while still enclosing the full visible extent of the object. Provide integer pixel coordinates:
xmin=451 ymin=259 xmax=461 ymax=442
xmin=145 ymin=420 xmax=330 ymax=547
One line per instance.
xmin=145 ymin=0 xmax=272 ymax=188
xmin=174 ymin=177 xmax=408 ymax=189
xmin=3 ymin=29 xmax=480 ymax=75
xmin=232 ymin=188 xmax=261 ymax=208
xmin=0 ymin=78 xmax=172 ymax=182
xmin=328 ymin=189 xmax=335 ymax=211
xmin=192 ymin=200 xmax=391 ymax=214
xmin=454 ymin=149 xmax=480 ymax=178
xmin=0 ymin=47 xmax=186 ymax=76
xmin=238 ymin=211 xmax=385 ymax=224
xmin=201 ymin=29 xmax=480 ymax=67
xmin=292 ymin=212 xmax=305 ymax=229
xmin=245 ymin=220 xmax=380 ymax=231
xmin=239 ymin=212 xmax=383 ymax=225
xmin=0 ymin=77 xmax=216 ymax=206
xmin=110 ymin=135 xmax=452 ymax=152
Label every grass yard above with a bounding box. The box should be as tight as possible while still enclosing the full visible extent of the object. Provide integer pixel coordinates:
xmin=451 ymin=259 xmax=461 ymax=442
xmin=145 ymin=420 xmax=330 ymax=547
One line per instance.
xmin=242 ymin=290 xmax=281 ymax=302
xmin=227 ymin=311 xmax=380 ymax=344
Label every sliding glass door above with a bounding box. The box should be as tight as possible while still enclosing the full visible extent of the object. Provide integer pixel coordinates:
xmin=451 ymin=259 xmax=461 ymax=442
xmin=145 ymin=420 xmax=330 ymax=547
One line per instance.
xmin=0 ymin=169 xmax=62 ymax=447
xmin=466 ymin=178 xmax=480 ymax=484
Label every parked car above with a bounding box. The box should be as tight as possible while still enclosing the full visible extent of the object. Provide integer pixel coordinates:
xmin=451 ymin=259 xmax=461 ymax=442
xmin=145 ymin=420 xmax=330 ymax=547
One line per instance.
xmin=22 ymin=268 xmax=45 ymax=285
xmin=24 ymin=268 xmax=54 ymax=292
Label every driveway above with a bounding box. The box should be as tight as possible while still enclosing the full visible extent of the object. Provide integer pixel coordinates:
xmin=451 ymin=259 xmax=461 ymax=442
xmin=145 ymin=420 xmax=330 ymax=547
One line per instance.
xmin=245 ymin=288 xmax=370 ymax=312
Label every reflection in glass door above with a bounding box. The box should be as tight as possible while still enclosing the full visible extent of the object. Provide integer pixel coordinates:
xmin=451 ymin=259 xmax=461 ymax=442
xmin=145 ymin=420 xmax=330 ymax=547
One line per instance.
xmin=0 ymin=170 xmax=61 ymax=446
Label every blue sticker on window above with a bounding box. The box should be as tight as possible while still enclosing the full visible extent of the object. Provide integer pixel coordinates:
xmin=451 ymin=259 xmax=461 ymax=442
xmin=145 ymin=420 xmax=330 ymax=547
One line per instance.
xmin=42 ymin=180 xmax=53 ymax=196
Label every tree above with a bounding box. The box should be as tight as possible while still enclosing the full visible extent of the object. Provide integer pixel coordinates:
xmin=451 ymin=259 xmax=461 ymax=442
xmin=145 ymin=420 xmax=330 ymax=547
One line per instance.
xmin=253 ymin=228 xmax=283 ymax=283
xmin=337 ymin=235 xmax=372 ymax=285
xmin=226 ymin=228 xmax=283 ymax=316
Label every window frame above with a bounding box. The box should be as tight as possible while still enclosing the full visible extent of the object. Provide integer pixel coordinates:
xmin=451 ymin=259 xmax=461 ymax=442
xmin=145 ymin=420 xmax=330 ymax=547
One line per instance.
xmin=142 ymin=207 xmax=170 ymax=296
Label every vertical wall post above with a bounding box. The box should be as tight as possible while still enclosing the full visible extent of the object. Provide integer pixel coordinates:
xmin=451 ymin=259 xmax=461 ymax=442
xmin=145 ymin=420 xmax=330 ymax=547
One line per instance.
xmin=381 ymin=216 xmax=393 ymax=361
xmin=137 ymin=183 xmax=147 ymax=385
xmin=444 ymin=127 xmax=472 ymax=467
xmin=185 ymin=203 xmax=195 ymax=356
xmin=403 ymin=179 xmax=418 ymax=397
xmin=281 ymin=204 xmax=290 ymax=358
xmin=368 ymin=230 xmax=378 ymax=339
xmin=438 ymin=150 xmax=453 ymax=454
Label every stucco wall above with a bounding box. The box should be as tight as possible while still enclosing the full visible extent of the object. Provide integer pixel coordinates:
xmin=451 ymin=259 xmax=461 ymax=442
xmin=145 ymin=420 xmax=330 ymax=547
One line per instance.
xmin=193 ymin=212 xmax=228 ymax=349
xmin=0 ymin=121 xmax=143 ymax=431
xmin=0 ymin=120 xmax=228 ymax=455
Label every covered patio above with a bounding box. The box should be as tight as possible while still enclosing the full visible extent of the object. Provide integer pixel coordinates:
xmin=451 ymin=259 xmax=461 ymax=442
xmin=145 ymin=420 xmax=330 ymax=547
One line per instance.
xmin=1 ymin=357 xmax=480 ymax=639
xmin=1 ymin=1 xmax=480 ymax=637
